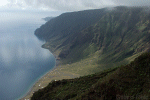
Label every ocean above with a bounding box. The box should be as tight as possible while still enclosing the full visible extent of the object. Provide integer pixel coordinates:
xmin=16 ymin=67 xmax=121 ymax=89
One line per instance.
xmin=0 ymin=10 xmax=60 ymax=100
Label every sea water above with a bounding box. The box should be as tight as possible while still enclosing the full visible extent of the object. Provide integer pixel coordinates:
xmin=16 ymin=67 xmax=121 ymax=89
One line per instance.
xmin=0 ymin=10 xmax=60 ymax=100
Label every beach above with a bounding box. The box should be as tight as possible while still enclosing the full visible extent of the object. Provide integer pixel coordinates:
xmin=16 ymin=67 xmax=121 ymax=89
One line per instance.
xmin=20 ymin=59 xmax=80 ymax=100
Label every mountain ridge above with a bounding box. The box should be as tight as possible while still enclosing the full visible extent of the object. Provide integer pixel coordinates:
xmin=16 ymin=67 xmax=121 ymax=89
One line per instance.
xmin=35 ymin=6 xmax=150 ymax=66
xmin=31 ymin=6 xmax=150 ymax=100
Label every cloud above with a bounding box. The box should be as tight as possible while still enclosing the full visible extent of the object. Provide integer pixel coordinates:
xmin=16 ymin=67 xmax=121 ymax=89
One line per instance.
xmin=3 ymin=0 xmax=116 ymax=11
xmin=2 ymin=0 xmax=150 ymax=11
xmin=112 ymin=0 xmax=150 ymax=6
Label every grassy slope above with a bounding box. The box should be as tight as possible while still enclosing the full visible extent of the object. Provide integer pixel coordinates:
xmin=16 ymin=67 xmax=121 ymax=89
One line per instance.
xmin=70 ymin=6 xmax=150 ymax=64
xmin=42 ymin=6 xmax=150 ymax=72
xmin=31 ymin=52 xmax=150 ymax=100
xmin=31 ymin=7 xmax=150 ymax=99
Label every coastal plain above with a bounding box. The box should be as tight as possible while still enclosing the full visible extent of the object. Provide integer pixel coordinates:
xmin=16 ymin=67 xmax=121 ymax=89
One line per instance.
xmin=21 ymin=62 xmax=79 ymax=100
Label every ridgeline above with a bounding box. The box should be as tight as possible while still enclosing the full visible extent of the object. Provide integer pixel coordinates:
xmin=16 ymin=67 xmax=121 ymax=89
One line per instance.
xmin=32 ymin=6 xmax=150 ymax=99
xmin=35 ymin=6 xmax=150 ymax=68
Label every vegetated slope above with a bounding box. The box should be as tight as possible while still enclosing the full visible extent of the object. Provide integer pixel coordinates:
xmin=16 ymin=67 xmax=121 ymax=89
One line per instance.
xmin=71 ymin=6 xmax=150 ymax=66
xmin=31 ymin=52 xmax=150 ymax=100
xmin=35 ymin=6 xmax=150 ymax=68
xmin=35 ymin=8 xmax=106 ymax=40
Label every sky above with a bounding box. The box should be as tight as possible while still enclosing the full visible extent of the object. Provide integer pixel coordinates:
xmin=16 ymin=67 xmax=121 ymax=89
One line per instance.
xmin=0 ymin=0 xmax=150 ymax=12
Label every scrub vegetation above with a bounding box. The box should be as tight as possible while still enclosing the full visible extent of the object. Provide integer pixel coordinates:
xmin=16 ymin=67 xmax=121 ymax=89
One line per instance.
xmin=31 ymin=52 xmax=150 ymax=100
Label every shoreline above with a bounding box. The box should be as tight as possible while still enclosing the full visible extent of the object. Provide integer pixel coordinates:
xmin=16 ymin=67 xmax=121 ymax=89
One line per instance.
xmin=19 ymin=48 xmax=59 ymax=100
xmin=19 ymin=57 xmax=58 ymax=100
xmin=20 ymin=52 xmax=80 ymax=100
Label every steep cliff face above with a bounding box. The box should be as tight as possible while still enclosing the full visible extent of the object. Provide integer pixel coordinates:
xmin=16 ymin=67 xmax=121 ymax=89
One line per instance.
xmin=35 ymin=6 xmax=150 ymax=66
xmin=35 ymin=8 xmax=106 ymax=40
xmin=72 ymin=6 xmax=150 ymax=64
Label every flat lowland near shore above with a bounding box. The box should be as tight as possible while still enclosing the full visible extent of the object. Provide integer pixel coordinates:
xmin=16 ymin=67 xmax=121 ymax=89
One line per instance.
xmin=21 ymin=49 xmax=134 ymax=100
xmin=21 ymin=51 xmax=101 ymax=100
xmin=20 ymin=63 xmax=80 ymax=100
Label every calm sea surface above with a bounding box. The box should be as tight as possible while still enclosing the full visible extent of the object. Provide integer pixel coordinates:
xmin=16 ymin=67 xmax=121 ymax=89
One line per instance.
xmin=0 ymin=11 xmax=57 ymax=100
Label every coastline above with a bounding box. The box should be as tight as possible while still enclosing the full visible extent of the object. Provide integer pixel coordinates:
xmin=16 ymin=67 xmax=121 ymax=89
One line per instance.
xmin=20 ymin=56 xmax=58 ymax=100
xmin=19 ymin=47 xmax=60 ymax=100
xmin=20 ymin=52 xmax=80 ymax=100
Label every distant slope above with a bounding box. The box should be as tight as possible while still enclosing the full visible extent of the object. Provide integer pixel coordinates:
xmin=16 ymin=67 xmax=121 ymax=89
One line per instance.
xmin=31 ymin=52 xmax=150 ymax=100
xmin=35 ymin=8 xmax=107 ymax=60
xmin=42 ymin=17 xmax=54 ymax=21
xmin=35 ymin=6 xmax=150 ymax=68
xmin=35 ymin=8 xmax=106 ymax=40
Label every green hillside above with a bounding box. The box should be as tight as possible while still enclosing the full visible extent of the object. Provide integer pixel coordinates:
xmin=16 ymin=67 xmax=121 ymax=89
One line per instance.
xmin=31 ymin=52 xmax=150 ymax=100
xmin=35 ymin=8 xmax=106 ymax=40
xmin=32 ymin=6 xmax=150 ymax=99
xmin=35 ymin=6 xmax=150 ymax=69
xmin=42 ymin=17 xmax=54 ymax=21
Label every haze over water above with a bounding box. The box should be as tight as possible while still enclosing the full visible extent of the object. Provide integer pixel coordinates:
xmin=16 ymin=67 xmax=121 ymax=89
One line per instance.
xmin=0 ymin=11 xmax=58 ymax=100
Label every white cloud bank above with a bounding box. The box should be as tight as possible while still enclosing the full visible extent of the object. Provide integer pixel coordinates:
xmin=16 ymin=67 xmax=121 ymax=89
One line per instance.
xmin=0 ymin=0 xmax=150 ymax=11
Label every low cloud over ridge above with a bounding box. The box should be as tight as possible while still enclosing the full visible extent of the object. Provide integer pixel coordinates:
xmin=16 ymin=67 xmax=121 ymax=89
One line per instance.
xmin=2 ymin=0 xmax=150 ymax=11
